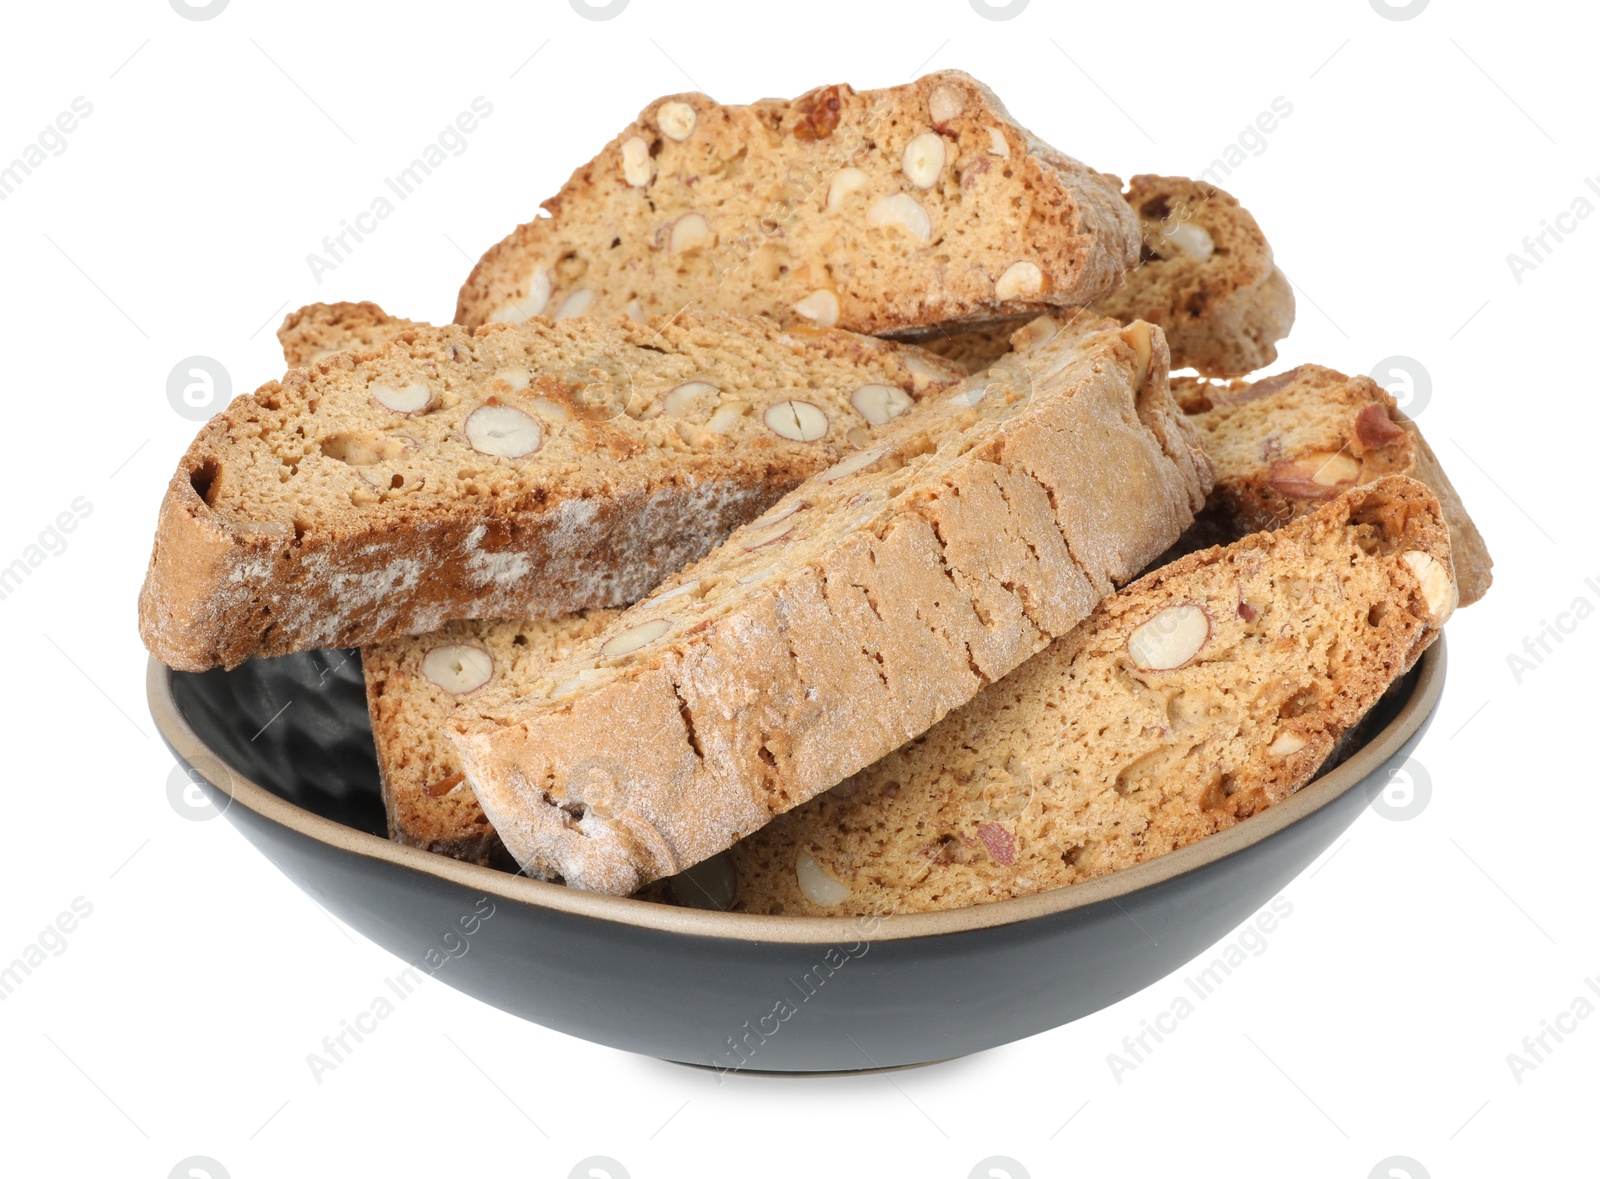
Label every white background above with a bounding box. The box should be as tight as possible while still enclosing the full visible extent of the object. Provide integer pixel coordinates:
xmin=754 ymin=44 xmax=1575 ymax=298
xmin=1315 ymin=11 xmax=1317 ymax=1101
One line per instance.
xmin=0 ymin=0 xmax=1592 ymax=1175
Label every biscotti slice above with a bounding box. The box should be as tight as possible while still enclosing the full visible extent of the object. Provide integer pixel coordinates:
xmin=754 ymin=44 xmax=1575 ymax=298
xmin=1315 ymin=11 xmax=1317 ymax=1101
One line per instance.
xmin=1175 ymin=364 xmax=1492 ymax=604
xmin=446 ymin=317 xmax=1213 ymax=894
xmin=278 ymin=301 xmax=419 ymax=368
xmin=1089 ymin=175 xmax=1293 ymax=377
xmin=665 ymin=476 xmax=1452 ymax=916
xmin=138 ymin=311 xmax=967 ymax=670
xmin=364 ymin=612 xmax=618 ymax=865
xmin=918 ymin=176 xmax=1292 ymax=379
xmin=454 ymin=71 xmax=1139 ymax=338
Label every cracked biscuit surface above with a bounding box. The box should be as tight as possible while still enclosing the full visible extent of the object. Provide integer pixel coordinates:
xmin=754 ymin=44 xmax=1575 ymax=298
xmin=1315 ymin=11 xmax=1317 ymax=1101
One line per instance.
xmin=655 ymin=476 xmax=1451 ymax=916
xmin=446 ymin=317 xmax=1212 ymax=895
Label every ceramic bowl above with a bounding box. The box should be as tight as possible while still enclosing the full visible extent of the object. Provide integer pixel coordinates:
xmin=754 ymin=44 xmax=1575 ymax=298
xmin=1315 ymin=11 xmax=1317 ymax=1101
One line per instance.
xmin=148 ymin=640 xmax=1444 ymax=1073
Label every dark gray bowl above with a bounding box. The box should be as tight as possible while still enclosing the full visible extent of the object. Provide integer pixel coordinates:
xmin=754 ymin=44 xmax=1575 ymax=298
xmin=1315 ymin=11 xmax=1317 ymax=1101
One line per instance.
xmin=148 ymin=640 xmax=1444 ymax=1074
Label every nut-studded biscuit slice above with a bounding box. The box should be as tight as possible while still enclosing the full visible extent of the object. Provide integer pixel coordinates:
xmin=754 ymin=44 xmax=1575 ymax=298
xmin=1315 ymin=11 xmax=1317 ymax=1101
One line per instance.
xmin=454 ymin=71 xmax=1139 ymax=338
xmin=1091 ymin=175 xmax=1294 ymax=377
xmin=278 ymin=301 xmax=420 ymax=369
xmin=918 ymin=176 xmax=1294 ymax=379
xmin=1174 ymin=364 xmax=1492 ymax=605
xmin=139 ymin=312 xmax=967 ymax=671
xmin=658 ymin=476 xmax=1452 ymax=916
xmin=363 ymin=614 xmax=619 ymax=865
xmin=446 ymin=317 xmax=1213 ymax=895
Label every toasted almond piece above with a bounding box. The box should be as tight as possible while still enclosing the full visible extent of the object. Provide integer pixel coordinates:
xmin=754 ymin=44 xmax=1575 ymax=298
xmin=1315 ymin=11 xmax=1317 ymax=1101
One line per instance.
xmin=1270 ymin=451 xmax=1363 ymax=499
xmin=492 ymin=367 xmax=532 ymax=390
xmin=902 ymin=131 xmax=946 ymax=188
xmin=792 ymin=289 xmax=840 ymax=327
xmin=705 ymin=398 xmax=749 ymax=434
xmin=1402 ymin=551 xmax=1457 ymax=623
xmin=600 ymin=617 xmax=672 ymax=659
xmin=645 ymin=579 xmax=702 ymax=607
xmin=1354 ymin=402 xmax=1407 ymax=449
xmin=987 ymin=126 xmax=1010 ymax=157
xmin=371 ymin=381 xmax=432 ymax=414
xmin=422 ymin=645 xmax=494 ymax=694
xmin=657 ymin=101 xmax=697 ymax=141
xmin=928 ymin=84 xmax=965 ymax=126
xmin=1268 ymin=732 xmax=1308 ymax=757
xmin=620 ymin=136 xmax=654 ymax=187
xmin=662 ymin=380 xmax=719 ymax=417
xmin=867 ymin=193 xmax=932 ymax=244
xmin=795 ymin=849 xmax=850 ymax=906
xmin=1162 ymin=221 xmax=1215 ymax=261
xmin=995 ymin=260 xmax=1044 ymax=300
xmin=752 ymin=499 xmax=809 ymax=528
xmin=550 ymin=667 xmax=605 ymax=699
xmin=851 ymin=382 xmax=914 ymax=426
xmin=488 ymin=267 xmax=552 ymax=324
xmin=554 ymin=289 xmax=595 ymax=319
xmin=737 ymin=564 xmax=779 ymax=585
xmin=527 ymin=396 xmax=571 ymax=422
xmin=1127 ymin=603 xmax=1212 ymax=671
xmin=1120 ymin=321 xmax=1154 ymax=388
xmin=763 ymin=399 xmax=829 ymax=442
xmin=817 ymin=447 xmax=886 ymax=484
xmin=743 ymin=520 xmax=797 ymax=551
xmin=826 ymin=167 xmax=868 ymax=212
xmin=668 ymin=212 xmax=716 ymax=254
xmin=464 ymin=404 xmax=542 ymax=458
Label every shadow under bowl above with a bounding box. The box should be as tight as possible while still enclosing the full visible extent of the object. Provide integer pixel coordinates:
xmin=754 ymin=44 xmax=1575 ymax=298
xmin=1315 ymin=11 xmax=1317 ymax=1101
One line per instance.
xmin=149 ymin=639 xmax=1444 ymax=1074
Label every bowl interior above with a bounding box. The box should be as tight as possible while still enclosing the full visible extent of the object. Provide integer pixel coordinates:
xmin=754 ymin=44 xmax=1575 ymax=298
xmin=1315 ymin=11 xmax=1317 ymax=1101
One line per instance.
xmin=169 ymin=643 xmax=1429 ymax=898
xmin=172 ymin=648 xmax=387 ymax=838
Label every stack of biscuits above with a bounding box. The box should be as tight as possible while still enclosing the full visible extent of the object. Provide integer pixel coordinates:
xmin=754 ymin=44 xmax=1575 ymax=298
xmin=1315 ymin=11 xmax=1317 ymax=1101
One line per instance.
xmin=139 ymin=71 xmax=1489 ymax=916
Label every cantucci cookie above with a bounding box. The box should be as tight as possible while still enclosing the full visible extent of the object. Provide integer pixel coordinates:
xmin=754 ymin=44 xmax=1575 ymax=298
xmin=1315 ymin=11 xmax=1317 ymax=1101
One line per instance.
xmin=1090 ymin=175 xmax=1294 ymax=377
xmin=446 ymin=317 xmax=1213 ymax=895
xmin=278 ymin=301 xmax=419 ymax=368
xmin=918 ymin=176 xmax=1293 ymax=378
xmin=661 ymin=476 xmax=1452 ymax=916
xmin=363 ymin=613 xmax=618 ymax=865
xmin=1175 ymin=364 xmax=1492 ymax=605
xmin=454 ymin=71 xmax=1139 ymax=338
xmin=138 ymin=312 xmax=966 ymax=671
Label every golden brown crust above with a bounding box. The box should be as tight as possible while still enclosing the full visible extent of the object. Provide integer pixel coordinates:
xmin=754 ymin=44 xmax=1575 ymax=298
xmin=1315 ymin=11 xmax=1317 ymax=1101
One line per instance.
xmin=447 ymin=318 xmax=1212 ymax=895
xmin=687 ymin=476 xmax=1450 ymax=916
xmin=139 ymin=312 xmax=966 ymax=670
xmin=454 ymin=71 xmax=1139 ymax=337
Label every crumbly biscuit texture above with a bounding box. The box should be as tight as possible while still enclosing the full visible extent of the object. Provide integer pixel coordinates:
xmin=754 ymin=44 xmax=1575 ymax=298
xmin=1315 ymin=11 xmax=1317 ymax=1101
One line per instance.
xmin=139 ymin=312 xmax=966 ymax=670
xmin=679 ymin=476 xmax=1451 ymax=916
xmin=1089 ymin=175 xmax=1294 ymax=377
xmin=455 ymin=72 xmax=1139 ymax=337
xmin=278 ymin=302 xmax=420 ymax=369
xmin=447 ymin=317 xmax=1212 ymax=895
xmin=363 ymin=613 xmax=618 ymax=864
xmin=1175 ymin=364 xmax=1491 ymax=604
xmin=915 ymin=176 xmax=1294 ymax=379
